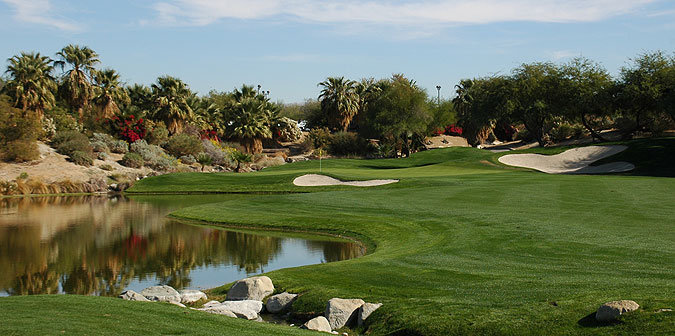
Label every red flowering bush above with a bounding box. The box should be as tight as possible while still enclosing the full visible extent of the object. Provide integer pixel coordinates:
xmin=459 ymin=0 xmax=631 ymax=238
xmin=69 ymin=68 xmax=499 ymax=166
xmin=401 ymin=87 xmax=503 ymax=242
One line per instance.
xmin=110 ymin=115 xmax=147 ymax=143
xmin=445 ymin=124 xmax=463 ymax=136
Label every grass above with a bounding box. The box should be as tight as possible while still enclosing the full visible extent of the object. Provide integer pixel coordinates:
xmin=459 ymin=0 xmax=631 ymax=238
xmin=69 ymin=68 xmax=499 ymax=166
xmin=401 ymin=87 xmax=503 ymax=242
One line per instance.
xmin=3 ymin=138 xmax=674 ymax=335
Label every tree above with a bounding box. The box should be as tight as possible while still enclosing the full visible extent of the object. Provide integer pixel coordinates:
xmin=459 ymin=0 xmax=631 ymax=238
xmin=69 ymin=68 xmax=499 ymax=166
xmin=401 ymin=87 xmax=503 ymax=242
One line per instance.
xmin=227 ymin=86 xmax=275 ymax=154
xmin=363 ymin=75 xmax=430 ymax=157
xmin=318 ymin=76 xmax=358 ymax=131
xmin=150 ymin=76 xmax=194 ymax=134
xmin=560 ymin=57 xmax=614 ymax=142
xmin=617 ymin=51 xmax=675 ymax=138
xmin=352 ymin=78 xmax=382 ymax=131
xmin=92 ymin=69 xmax=129 ymax=119
xmin=4 ymin=52 xmax=56 ymax=120
xmin=453 ymin=77 xmax=511 ymax=145
xmin=54 ymin=45 xmax=100 ymax=122
xmin=510 ymin=62 xmax=565 ymax=146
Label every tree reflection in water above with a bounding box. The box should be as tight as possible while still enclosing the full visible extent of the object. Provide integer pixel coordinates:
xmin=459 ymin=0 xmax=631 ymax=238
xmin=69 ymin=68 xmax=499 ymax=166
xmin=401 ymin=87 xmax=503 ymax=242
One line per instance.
xmin=0 ymin=195 xmax=362 ymax=296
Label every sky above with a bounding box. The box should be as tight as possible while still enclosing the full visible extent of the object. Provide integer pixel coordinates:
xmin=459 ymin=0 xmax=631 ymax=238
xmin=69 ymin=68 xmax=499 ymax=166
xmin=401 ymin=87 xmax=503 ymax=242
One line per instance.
xmin=1 ymin=0 xmax=675 ymax=103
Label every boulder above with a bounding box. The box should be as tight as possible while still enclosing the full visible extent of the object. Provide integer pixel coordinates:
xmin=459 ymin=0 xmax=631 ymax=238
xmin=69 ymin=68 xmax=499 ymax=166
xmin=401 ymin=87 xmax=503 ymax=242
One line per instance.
xmin=325 ymin=298 xmax=365 ymax=330
xmin=301 ymin=316 xmax=331 ymax=333
xmin=226 ymin=276 xmax=274 ymax=301
xmin=266 ymin=292 xmax=298 ymax=314
xmin=358 ymin=302 xmax=383 ymax=326
xmin=140 ymin=285 xmax=181 ymax=304
xmin=218 ymin=300 xmax=264 ymax=320
xmin=119 ymin=290 xmax=150 ymax=302
xmin=202 ymin=300 xmax=222 ymax=308
xmin=596 ymin=300 xmax=640 ymax=322
xmin=197 ymin=305 xmax=237 ymax=318
xmin=179 ymin=289 xmax=208 ymax=304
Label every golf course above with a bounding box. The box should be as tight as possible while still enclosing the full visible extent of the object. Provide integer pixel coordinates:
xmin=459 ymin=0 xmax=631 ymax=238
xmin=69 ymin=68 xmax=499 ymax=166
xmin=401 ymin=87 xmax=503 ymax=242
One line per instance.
xmin=2 ymin=139 xmax=672 ymax=335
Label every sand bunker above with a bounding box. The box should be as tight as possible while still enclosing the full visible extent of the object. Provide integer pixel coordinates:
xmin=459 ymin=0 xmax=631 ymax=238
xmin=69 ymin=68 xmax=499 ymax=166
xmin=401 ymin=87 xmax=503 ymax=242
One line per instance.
xmin=498 ymin=145 xmax=635 ymax=174
xmin=293 ymin=174 xmax=399 ymax=187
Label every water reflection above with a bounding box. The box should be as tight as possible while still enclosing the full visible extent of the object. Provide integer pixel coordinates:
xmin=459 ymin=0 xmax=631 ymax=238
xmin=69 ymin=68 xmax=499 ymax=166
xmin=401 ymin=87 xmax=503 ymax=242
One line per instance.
xmin=0 ymin=195 xmax=363 ymax=296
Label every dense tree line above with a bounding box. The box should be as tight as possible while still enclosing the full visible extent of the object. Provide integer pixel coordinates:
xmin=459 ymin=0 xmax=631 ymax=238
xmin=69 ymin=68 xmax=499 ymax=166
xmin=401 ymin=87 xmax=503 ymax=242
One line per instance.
xmin=452 ymin=52 xmax=675 ymax=146
xmin=0 ymin=44 xmax=300 ymax=168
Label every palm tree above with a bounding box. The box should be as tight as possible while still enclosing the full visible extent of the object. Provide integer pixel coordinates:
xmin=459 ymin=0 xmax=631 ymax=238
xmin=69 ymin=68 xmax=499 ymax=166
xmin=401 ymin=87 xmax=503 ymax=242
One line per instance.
xmin=353 ymin=78 xmax=382 ymax=130
xmin=228 ymin=95 xmax=274 ymax=154
xmin=150 ymin=76 xmax=194 ymax=134
xmin=4 ymin=52 xmax=57 ymax=119
xmin=92 ymin=69 xmax=129 ymax=119
xmin=318 ymin=76 xmax=358 ymax=131
xmin=55 ymin=45 xmax=100 ymax=122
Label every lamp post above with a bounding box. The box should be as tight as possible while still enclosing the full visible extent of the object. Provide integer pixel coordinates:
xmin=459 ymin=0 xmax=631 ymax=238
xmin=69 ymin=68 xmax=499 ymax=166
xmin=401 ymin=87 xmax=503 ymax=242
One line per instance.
xmin=257 ymin=84 xmax=261 ymax=95
xmin=436 ymin=85 xmax=441 ymax=104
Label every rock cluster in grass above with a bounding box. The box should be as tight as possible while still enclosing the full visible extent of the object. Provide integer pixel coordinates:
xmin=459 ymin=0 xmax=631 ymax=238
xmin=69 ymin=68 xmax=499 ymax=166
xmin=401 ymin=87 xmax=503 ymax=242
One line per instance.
xmin=119 ymin=276 xmax=382 ymax=334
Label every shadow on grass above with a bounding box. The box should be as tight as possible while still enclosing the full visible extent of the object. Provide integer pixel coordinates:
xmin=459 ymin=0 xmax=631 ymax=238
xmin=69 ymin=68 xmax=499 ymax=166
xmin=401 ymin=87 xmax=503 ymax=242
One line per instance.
xmin=577 ymin=312 xmax=623 ymax=328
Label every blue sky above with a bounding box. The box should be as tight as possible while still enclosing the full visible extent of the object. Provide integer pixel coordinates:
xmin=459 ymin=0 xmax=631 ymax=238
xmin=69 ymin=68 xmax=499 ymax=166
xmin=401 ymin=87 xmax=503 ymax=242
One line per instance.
xmin=1 ymin=0 xmax=674 ymax=103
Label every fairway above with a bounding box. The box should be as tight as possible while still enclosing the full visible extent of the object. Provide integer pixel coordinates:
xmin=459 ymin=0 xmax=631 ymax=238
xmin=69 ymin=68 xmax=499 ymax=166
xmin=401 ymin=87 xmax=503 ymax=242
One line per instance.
xmin=4 ymin=143 xmax=674 ymax=335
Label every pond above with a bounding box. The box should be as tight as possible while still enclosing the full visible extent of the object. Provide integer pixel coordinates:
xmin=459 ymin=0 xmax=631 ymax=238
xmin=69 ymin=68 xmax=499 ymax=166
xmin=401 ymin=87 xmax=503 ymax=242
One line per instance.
xmin=0 ymin=194 xmax=364 ymax=296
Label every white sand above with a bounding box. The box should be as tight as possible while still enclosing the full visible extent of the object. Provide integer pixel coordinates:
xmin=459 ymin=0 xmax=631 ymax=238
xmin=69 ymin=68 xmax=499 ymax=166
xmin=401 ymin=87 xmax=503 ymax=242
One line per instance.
xmin=498 ymin=145 xmax=635 ymax=174
xmin=293 ymin=174 xmax=399 ymax=187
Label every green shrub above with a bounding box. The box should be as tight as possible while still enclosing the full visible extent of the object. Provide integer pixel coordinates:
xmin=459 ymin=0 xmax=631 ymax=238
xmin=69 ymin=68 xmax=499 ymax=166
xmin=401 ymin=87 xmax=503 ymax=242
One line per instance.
xmin=146 ymin=121 xmax=169 ymax=146
xmin=45 ymin=105 xmax=79 ymax=133
xmin=130 ymin=140 xmax=178 ymax=171
xmin=329 ymin=132 xmax=371 ymax=156
xmin=4 ymin=140 xmax=39 ymax=162
xmin=121 ymin=152 xmax=143 ymax=168
xmin=304 ymin=127 xmax=331 ymax=151
xmin=179 ymin=154 xmax=196 ymax=164
xmin=196 ymin=152 xmax=213 ymax=171
xmin=53 ymin=131 xmax=92 ymax=156
xmin=165 ymin=133 xmax=204 ymax=157
xmin=90 ymin=140 xmax=109 ymax=153
xmin=97 ymin=152 xmax=109 ymax=160
xmin=18 ymin=172 xmax=29 ymax=180
xmin=202 ymin=139 xmax=236 ymax=167
xmin=109 ymin=140 xmax=128 ymax=154
xmin=99 ymin=164 xmax=113 ymax=171
xmin=69 ymin=150 xmax=93 ymax=166
xmin=92 ymin=133 xmax=128 ymax=154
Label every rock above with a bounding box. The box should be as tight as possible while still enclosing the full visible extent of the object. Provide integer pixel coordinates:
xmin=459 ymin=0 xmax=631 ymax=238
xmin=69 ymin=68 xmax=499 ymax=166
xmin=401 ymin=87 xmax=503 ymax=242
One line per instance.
xmin=358 ymin=303 xmax=382 ymax=326
xmin=202 ymin=300 xmax=221 ymax=308
xmin=197 ymin=305 xmax=237 ymax=318
xmin=226 ymin=276 xmax=274 ymax=301
xmin=217 ymin=300 xmax=264 ymax=320
xmin=266 ymin=292 xmax=298 ymax=314
xmin=596 ymin=300 xmax=640 ymax=322
xmin=179 ymin=289 xmax=208 ymax=304
xmin=171 ymin=302 xmax=187 ymax=308
xmin=301 ymin=316 xmax=331 ymax=333
xmin=140 ymin=285 xmax=182 ymax=304
xmin=119 ymin=290 xmax=150 ymax=302
xmin=325 ymin=298 xmax=365 ymax=330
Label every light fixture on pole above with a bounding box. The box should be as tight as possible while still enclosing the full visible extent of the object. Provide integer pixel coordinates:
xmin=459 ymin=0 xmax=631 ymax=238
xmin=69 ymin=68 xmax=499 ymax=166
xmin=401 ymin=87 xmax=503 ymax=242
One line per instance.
xmin=257 ymin=84 xmax=261 ymax=95
xmin=436 ymin=85 xmax=441 ymax=104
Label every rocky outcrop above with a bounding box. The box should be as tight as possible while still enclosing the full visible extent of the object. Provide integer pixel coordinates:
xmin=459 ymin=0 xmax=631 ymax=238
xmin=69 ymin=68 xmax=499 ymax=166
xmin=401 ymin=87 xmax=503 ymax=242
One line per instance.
xmin=179 ymin=289 xmax=208 ymax=304
xmin=266 ymin=292 xmax=298 ymax=314
xmin=119 ymin=290 xmax=150 ymax=302
xmin=358 ymin=302 xmax=382 ymax=326
xmin=325 ymin=298 xmax=365 ymax=330
xmin=226 ymin=276 xmax=274 ymax=301
xmin=301 ymin=316 xmax=331 ymax=333
xmin=596 ymin=300 xmax=640 ymax=322
xmin=140 ymin=285 xmax=182 ymax=304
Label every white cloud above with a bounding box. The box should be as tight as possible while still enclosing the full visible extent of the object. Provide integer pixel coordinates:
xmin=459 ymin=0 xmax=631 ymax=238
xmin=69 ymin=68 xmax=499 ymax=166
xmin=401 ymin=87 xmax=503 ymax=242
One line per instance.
xmin=1 ymin=0 xmax=80 ymax=31
xmin=150 ymin=0 xmax=656 ymax=26
xmin=550 ymin=50 xmax=577 ymax=61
